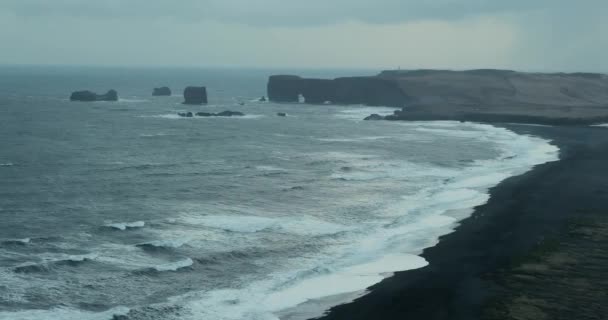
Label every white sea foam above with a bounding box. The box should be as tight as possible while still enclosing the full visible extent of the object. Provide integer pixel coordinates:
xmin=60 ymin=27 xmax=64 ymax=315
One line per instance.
xmin=153 ymin=258 xmax=194 ymax=272
xmin=0 ymin=163 xmax=14 ymax=167
xmin=255 ymin=165 xmax=287 ymax=172
xmin=316 ymin=136 xmax=393 ymax=143
xmin=119 ymin=98 xmax=148 ymax=103
xmin=161 ymin=121 xmax=559 ymax=320
xmin=2 ymin=238 xmax=30 ymax=244
xmin=188 ymin=215 xmax=351 ymax=236
xmin=335 ymin=107 xmax=397 ymax=121
xmin=139 ymin=237 xmax=191 ymax=249
xmin=139 ymin=133 xmax=173 ymax=137
xmin=106 ymin=221 xmax=145 ymax=230
xmin=0 ymin=306 xmax=129 ymax=320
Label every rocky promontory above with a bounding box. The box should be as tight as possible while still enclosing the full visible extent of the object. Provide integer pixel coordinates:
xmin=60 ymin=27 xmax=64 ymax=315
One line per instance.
xmin=267 ymin=75 xmax=407 ymax=107
xmin=269 ymin=69 xmax=608 ymax=125
xmin=70 ymin=90 xmax=118 ymax=102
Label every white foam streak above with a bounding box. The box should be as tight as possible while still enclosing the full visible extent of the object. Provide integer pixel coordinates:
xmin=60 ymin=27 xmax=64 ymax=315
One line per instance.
xmin=0 ymin=306 xmax=129 ymax=320
xmin=106 ymin=221 xmax=145 ymax=230
xmin=154 ymin=258 xmax=194 ymax=272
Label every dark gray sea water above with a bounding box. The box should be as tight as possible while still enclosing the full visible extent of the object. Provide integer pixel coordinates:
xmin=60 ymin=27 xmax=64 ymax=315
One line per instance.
xmin=0 ymin=67 xmax=558 ymax=320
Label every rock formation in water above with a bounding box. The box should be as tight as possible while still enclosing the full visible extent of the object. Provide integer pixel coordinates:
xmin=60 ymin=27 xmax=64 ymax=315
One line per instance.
xmin=153 ymin=87 xmax=171 ymax=96
xmin=70 ymin=90 xmax=118 ymax=102
xmin=183 ymin=86 xmax=208 ymax=105
xmin=178 ymin=111 xmax=244 ymax=117
xmin=277 ymin=112 xmax=287 ymax=117
xmin=364 ymin=114 xmax=384 ymax=120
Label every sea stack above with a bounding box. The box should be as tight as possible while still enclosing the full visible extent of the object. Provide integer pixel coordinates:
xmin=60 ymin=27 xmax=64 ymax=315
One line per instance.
xmin=70 ymin=90 xmax=118 ymax=102
xmin=153 ymin=87 xmax=171 ymax=96
xmin=183 ymin=86 xmax=208 ymax=105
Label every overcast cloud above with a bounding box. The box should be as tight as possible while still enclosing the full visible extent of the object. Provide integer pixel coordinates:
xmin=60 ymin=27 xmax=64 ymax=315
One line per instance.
xmin=1 ymin=0 xmax=606 ymax=71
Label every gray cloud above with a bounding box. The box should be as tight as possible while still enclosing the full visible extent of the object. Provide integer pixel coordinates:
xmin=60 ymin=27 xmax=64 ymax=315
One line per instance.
xmin=1 ymin=0 xmax=607 ymax=71
xmin=0 ymin=0 xmax=584 ymax=26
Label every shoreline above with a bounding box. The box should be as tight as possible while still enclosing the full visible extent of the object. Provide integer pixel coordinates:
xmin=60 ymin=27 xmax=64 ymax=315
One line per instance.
xmin=312 ymin=123 xmax=608 ymax=320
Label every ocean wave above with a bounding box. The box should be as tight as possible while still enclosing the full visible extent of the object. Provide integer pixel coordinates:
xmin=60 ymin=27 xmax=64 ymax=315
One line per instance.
xmin=316 ymin=136 xmax=392 ymax=143
xmin=105 ymin=221 xmax=145 ymax=231
xmin=0 ymin=163 xmax=14 ymax=167
xmin=119 ymin=98 xmax=148 ymax=103
xmin=152 ymin=258 xmax=194 ymax=272
xmin=1 ymin=238 xmax=30 ymax=246
xmin=0 ymin=306 xmax=129 ymax=320
xmin=139 ymin=133 xmax=174 ymax=138
xmin=335 ymin=107 xmax=397 ymax=121
xmin=184 ymin=214 xmax=351 ymax=236
xmin=13 ymin=253 xmax=98 ymax=273
xmin=137 ymin=238 xmax=190 ymax=250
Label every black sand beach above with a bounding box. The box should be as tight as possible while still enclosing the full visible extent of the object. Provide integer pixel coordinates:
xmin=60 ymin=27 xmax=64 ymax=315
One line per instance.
xmin=314 ymin=124 xmax=608 ymax=320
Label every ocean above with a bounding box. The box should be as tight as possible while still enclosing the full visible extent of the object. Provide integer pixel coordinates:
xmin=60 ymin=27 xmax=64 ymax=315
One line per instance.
xmin=0 ymin=66 xmax=559 ymax=320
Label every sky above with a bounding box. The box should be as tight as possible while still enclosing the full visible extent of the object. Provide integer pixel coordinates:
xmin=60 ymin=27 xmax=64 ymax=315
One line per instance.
xmin=0 ymin=0 xmax=606 ymax=71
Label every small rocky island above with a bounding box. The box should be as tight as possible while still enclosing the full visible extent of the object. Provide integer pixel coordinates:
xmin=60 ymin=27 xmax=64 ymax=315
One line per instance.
xmin=183 ymin=86 xmax=208 ymax=104
xmin=153 ymin=87 xmax=171 ymax=96
xmin=70 ymin=90 xmax=118 ymax=102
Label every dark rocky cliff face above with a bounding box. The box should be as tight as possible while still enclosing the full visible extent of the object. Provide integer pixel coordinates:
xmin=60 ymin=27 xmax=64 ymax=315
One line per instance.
xmin=183 ymin=86 xmax=208 ymax=105
xmin=267 ymin=75 xmax=408 ymax=107
xmin=267 ymin=75 xmax=303 ymax=102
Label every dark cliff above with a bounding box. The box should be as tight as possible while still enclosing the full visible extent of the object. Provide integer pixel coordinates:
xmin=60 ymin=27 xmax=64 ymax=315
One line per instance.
xmin=270 ymin=69 xmax=608 ymax=123
xmin=267 ymin=75 xmax=408 ymax=107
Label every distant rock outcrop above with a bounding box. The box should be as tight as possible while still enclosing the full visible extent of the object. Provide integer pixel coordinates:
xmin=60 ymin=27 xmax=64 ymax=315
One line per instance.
xmin=153 ymin=87 xmax=171 ymax=96
xmin=364 ymin=114 xmax=384 ymax=120
xmin=178 ymin=112 xmax=194 ymax=117
xmin=215 ymin=111 xmax=244 ymax=117
xmin=183 ymin=86 xmax=208 ymax=105
xmin=70 ymin=90 xmax=118 ymax=102
xmin=277 ymin=112 xmax=287 ymax=117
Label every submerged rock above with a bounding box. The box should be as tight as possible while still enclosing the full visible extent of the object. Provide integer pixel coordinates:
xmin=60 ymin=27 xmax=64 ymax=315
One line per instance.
xmin=177 ymin=111 xmax=245 ymax=117
xmin=153 ymin=87 xmax=171 ymax=96
xmin=70 ymin=90 xmax=118 ymax=102
xmin=215 ymin=111 xmax=244 ymax=117
xmin=183 ymin=86 xmax=208 ymax=105
xmin=364 ymin=114 xmax=385 ymax=120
